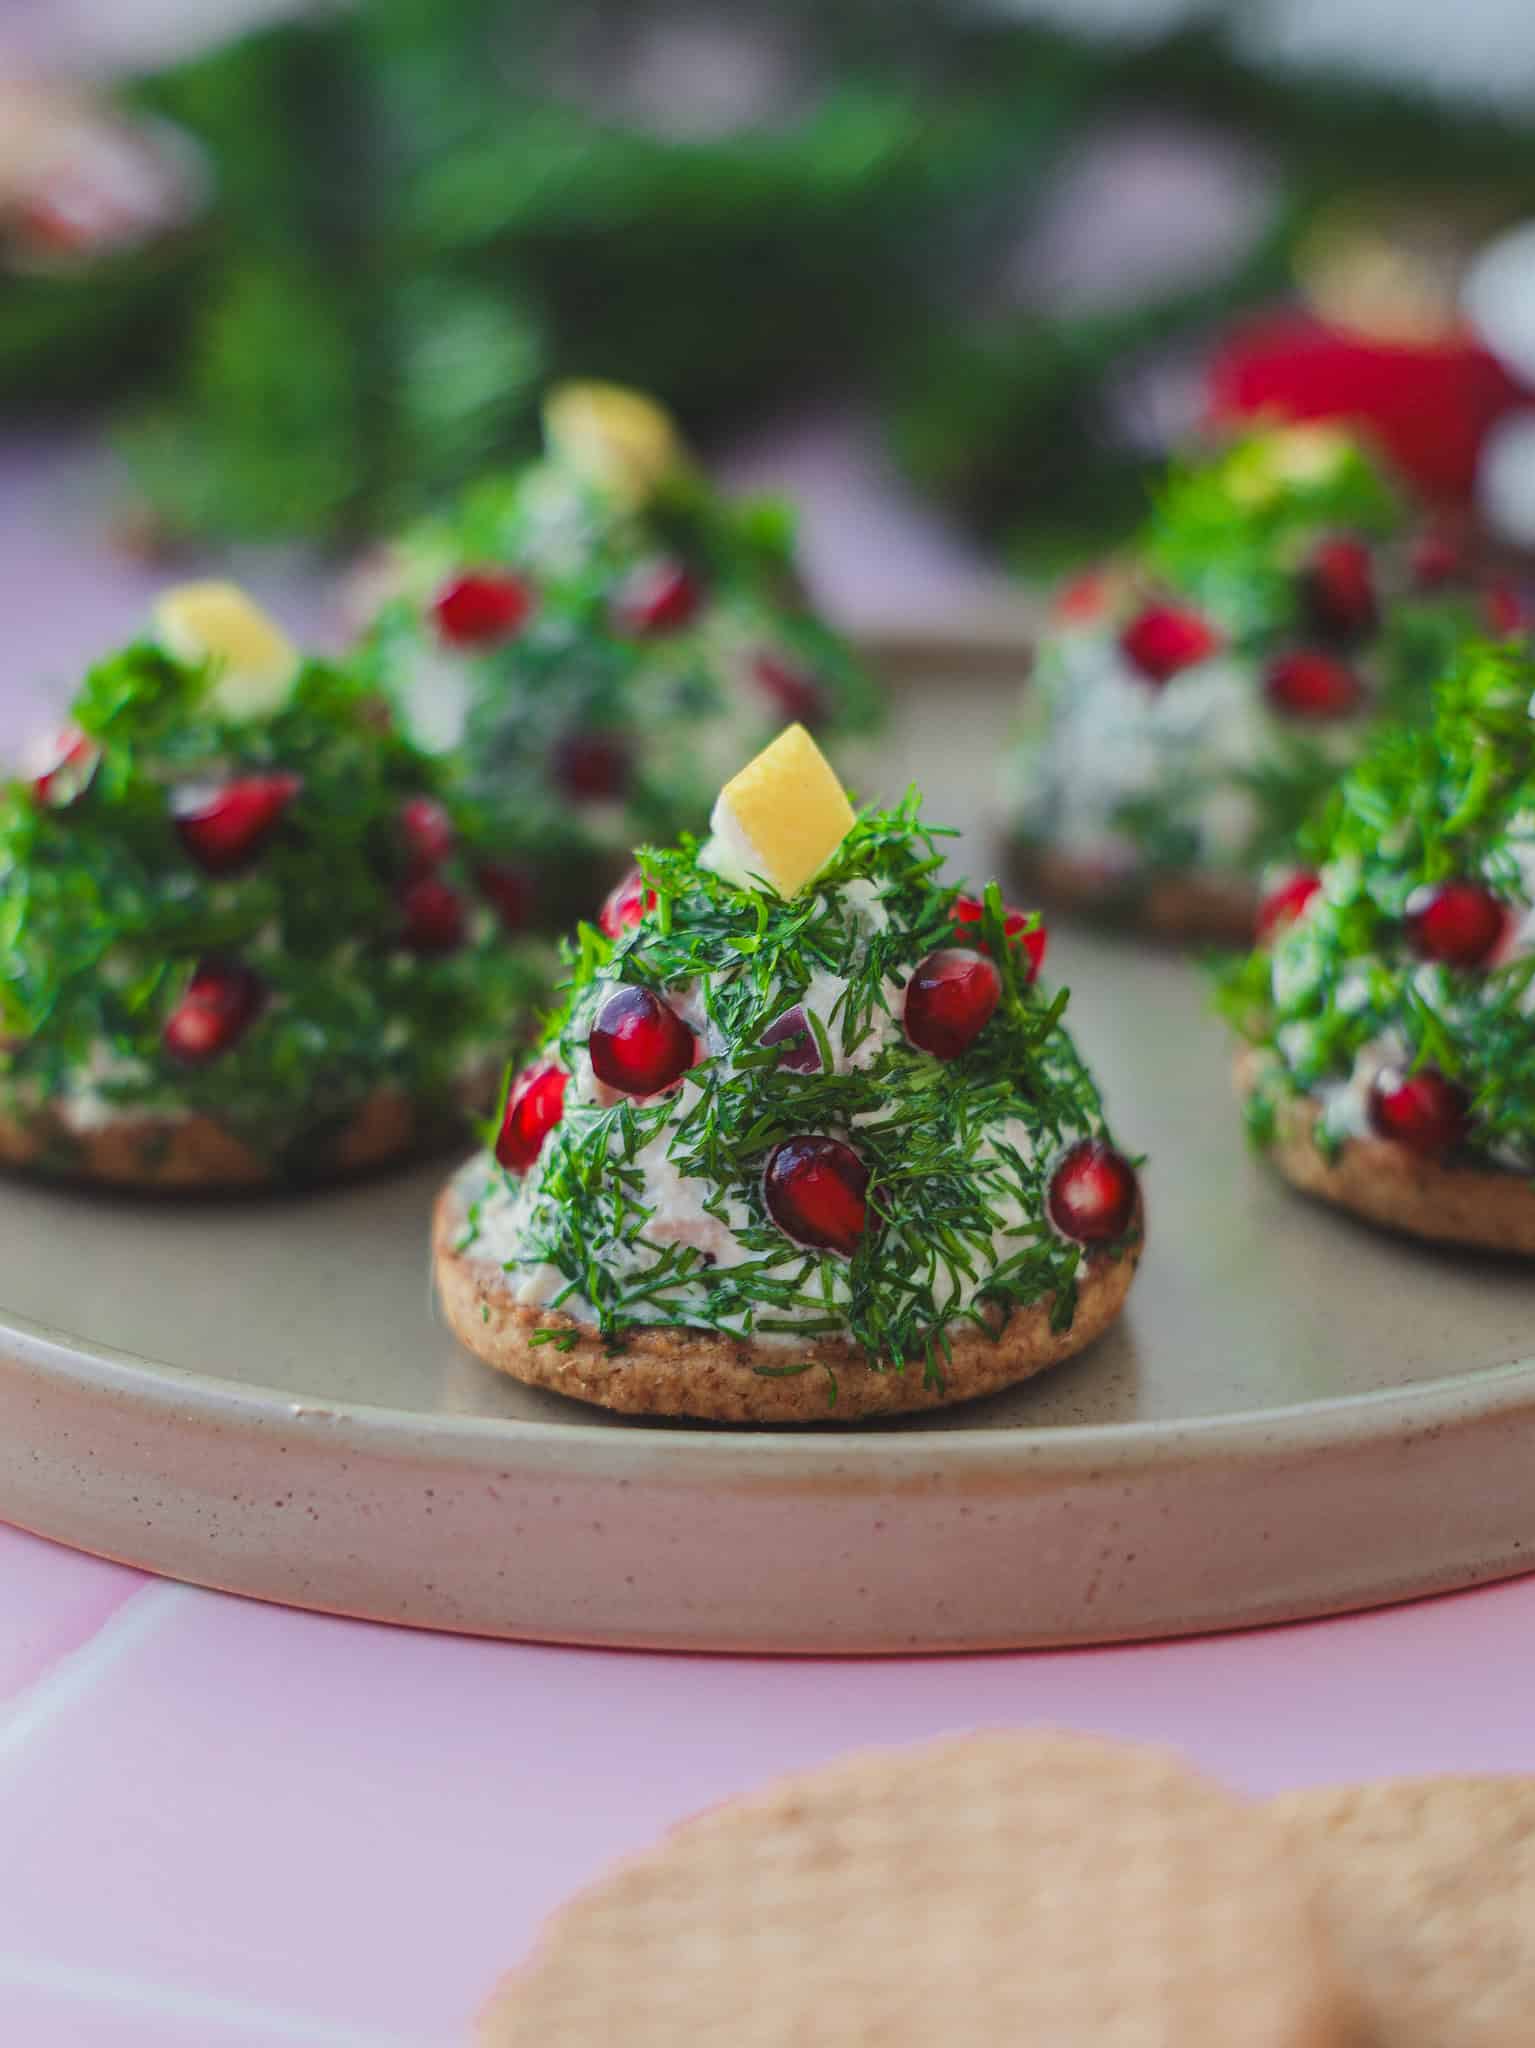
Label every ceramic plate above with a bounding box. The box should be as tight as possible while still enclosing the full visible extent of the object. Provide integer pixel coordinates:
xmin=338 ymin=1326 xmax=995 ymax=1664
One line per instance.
xmin=3 ymin=634 xmax=1535 ymax=1651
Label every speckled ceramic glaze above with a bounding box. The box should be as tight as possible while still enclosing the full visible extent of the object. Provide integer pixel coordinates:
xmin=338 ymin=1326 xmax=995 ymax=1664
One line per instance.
xmin=2 ymin=637 xmax=1534 ymax=1651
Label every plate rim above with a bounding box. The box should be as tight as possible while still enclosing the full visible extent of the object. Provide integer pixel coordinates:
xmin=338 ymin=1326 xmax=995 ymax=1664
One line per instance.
xmin=8 ymin=1290 xmax=1535 ymax=1475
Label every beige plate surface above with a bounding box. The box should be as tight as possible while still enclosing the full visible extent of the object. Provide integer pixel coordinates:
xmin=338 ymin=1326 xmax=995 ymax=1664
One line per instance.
xmin=3 ymin=636 xmax=1535 ymax=1651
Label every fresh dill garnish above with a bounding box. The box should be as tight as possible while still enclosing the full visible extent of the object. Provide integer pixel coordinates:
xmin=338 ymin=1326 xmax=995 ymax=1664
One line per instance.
xmin=1215 ymin=638 xmax=1535 ymax=1168
xmin=752 ymin=1359 xmax=839 ymax=1408
xmin=486 ymin=793 xmax=1133 ymax=1371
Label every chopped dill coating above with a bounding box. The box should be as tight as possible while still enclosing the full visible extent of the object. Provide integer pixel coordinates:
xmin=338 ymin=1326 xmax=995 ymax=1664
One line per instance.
xmin=471 ymin=796 xmax=1137 ymax=1371
xmin=1216 ymin=639 xmax=1535 ymax=1168
xmin=1140 ymin=426 xmax=1401 ymax=604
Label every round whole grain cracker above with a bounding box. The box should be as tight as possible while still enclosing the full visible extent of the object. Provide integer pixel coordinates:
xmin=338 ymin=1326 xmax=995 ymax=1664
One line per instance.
xmin=1274 ymin=1775 xmax=1535 ymax=2046
xmin=1235 ymin=1052 xmax=1535 ymax=1255
xmin=0 ymin=1062 xmax=497 ymax=1194
xmin=1013 ymin=844 xmax=1256 ymax=946
xmin=432 ymin=1178 xmax=1141 ymax=1421
xmin=479 ymin=1731 xmax=1358 ymax=2046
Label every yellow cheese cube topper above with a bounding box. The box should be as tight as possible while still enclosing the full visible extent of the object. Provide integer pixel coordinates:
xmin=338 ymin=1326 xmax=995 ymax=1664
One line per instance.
xmin=154 ymin=581 xmax=300 ymax=721
xmin=1225 ymin=423 xmax=1352 ymax=508
xmin=701 ymin=725 xmax=856 ymax=899
xmin=542 ymin=381 xmax=685 ymax=508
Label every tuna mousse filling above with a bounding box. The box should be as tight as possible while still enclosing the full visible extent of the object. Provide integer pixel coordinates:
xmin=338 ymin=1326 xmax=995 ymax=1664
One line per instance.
xmin=434 ymin=725 xmax=1144 ymax=1422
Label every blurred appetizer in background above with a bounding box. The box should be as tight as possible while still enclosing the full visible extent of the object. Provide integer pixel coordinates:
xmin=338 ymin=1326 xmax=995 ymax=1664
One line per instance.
xmin=1207 ymin=186 xmax=1531 ymax=515
xmin=1221 ymin=639 xmax=1535 ymax=1253
xmin=435 ymin=724 xmax=1141 ymax=1422
xmin=0 ymin=76 xmax=208 ymax=399
xmin=1007 ymin=423 xmax=1516 ymax=943
xmin=355 ymin=383 xmax=881 ymax=935
xmin=0 ymin=585 xmax=545 ymax=1191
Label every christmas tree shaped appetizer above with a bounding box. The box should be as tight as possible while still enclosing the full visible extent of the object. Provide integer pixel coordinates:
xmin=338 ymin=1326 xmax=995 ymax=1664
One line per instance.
xmin=356 ymin=382 xmax=880 ymax=935
xmin=0 ymin=584 xmax=545 ymax=1189
xmin=1008 ymin=424 xmax=1511 ymax=942
xmin=1221 ymin=639 xmax=1535 ymax=1252
xmin=435 ymin=726 xmax=1143 ymax=1421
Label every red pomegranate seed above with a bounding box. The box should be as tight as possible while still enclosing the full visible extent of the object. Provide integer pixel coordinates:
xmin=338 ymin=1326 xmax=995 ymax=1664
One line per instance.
xmin=763 ymin=1135 xmax=870 ymax=1256
xmin=495 ymin=1062 xmax=567 ymax=1173
xmin=555 ymin=732 xmax=629 ymax=802
xmin=433 ymin=571 xmax=533 ymax=647
xmin=1302 ymin=535 xmax=1377 ymax=641
xmin=1485 ymin=580 xmax=1531 ymax=637
xmin=1410 ymin=526 xmax=1464 ymax=589
xmin=1053 ymin=567 xmax=1113 ymax=624
xmin=1119 ymin=604 xmax=1220 ymax=685
xmin=1264 ymin=649 xmax=1365 ymax=720
xmin=1255 ymin=871 xmax=1322 ymax=944
xmin=31 ymin=730 xmax=99 ymax=808
xmin=1047 ymin=1139 xmax=1140 ymax=1244
xmin=172 ymin=774 xmax=301 ymax=875
xmin=751 ymin=652 xmax=826 ymax=727
xmin=1368 ymin=1067 xmax=1469 ymax=1155
xmin=400 ymin=875 xmax=466 ymax=954
xmin=589 ymin=985 xmax=695 ymax=1096
xmin=598 ymin=867 xmax=657 ymax=939
xmin=14 ymin=190 xmax=108 ymax=259
xmin=951 ymin=894 xmax=1046 ymax=983
xmin=476 ymin=860 xmax=536 ymax=932
xmin=760 ymin=1004 xmax=820 ymax=1073
xmin=162 ymin=959 xmax=263 ymax=1065
xmin=903 ymin=948 xmax=1001 ymax=1061
xmin=1404 ymin=880 xmax=1506 ymax=968
xmin=399 ymin=796 xmax=454 ymax=871
xmin=612 ymin=559 xmax=700 ymax=636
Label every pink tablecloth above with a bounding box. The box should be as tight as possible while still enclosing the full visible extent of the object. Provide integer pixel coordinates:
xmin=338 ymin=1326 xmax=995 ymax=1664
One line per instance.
xmin=4 ymin=1528 xmax=1535 ymax=2045
xmin=3 ymin=427 xmax=1534 ymax=2045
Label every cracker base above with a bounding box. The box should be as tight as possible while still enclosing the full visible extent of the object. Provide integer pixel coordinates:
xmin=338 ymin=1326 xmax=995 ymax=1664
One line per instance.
xmin=0 ymin=1063 xmax=498 ymax=1195
xmin=433 ymin=1178 xmax=1141 ymax=1422
xmin=1012 ymin=843 xmax=1256 ymax=947
xmin=1236 ymin=1051 xmax=1535 ymax=1255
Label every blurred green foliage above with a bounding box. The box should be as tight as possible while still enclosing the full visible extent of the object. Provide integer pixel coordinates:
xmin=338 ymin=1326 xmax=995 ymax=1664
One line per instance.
xmin=6 ymin=4 xmax=1535 ymax=557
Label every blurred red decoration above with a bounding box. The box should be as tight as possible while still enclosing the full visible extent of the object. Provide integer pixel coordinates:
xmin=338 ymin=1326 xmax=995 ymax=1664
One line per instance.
xmin=1207 ymin=311 xmax=1527 ymax=502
